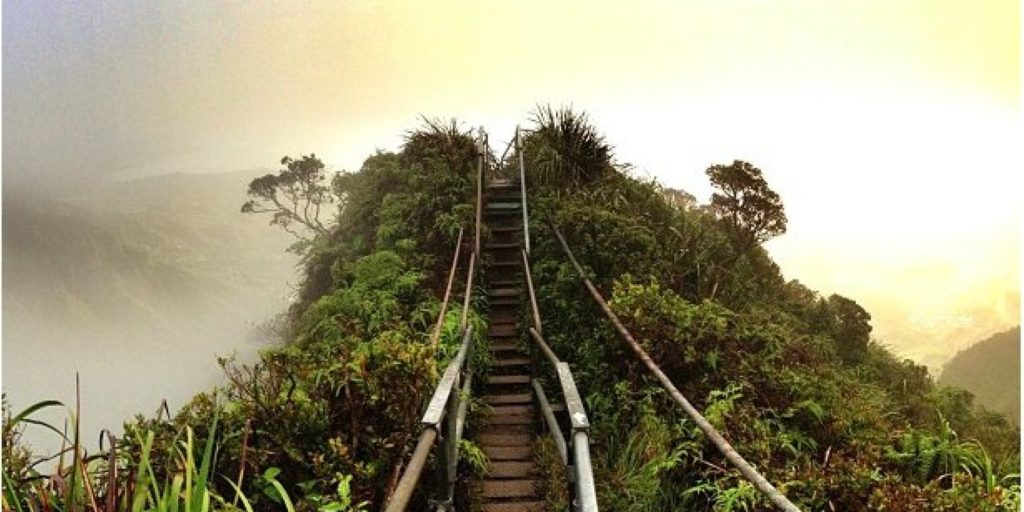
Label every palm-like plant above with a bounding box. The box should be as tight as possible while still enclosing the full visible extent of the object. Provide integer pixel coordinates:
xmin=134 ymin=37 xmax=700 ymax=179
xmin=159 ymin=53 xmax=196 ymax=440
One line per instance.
xmin=523 ymin=105 xmax=614 ymax=187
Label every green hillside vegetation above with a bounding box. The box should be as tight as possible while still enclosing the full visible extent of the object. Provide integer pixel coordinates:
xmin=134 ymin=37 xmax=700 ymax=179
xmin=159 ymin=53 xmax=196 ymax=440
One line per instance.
xmin=3 ymin=111 xmax=1019 ymax=511
xmin=939 ymin=327 xmax=1020 ymax=425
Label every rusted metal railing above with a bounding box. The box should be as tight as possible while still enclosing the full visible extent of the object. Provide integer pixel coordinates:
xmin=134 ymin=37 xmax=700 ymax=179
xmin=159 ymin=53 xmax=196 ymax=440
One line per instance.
xmin=550 ymin=223 xmax=801 ymax=512
xmin=431 ymin=227 xmax=464 ymax=350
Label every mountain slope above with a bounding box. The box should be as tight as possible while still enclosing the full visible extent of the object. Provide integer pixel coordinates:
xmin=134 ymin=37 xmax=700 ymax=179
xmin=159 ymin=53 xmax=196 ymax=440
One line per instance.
xmin=940 ymin=326 xmax=1021 ymax=424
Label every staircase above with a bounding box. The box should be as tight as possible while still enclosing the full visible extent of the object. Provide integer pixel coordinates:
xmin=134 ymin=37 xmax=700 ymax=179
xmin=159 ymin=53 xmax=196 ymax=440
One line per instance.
xmin=476 ymin=179 xmax=544 ymax=512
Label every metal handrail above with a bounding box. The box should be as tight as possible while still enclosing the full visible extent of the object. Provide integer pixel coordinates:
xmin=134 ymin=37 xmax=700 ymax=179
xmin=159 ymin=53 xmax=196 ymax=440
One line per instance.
xmin=516 ymin=126 xmax=531 ymax=255
xmin=550 ymin=223 xmax=802 ymax=512
xmin=517 ymin=166 xmax=598 ymax=510
xmin=431 ymin=227 xmax=464 ymax=349
xmin=385 ymin=130 xmax=489 ymax=512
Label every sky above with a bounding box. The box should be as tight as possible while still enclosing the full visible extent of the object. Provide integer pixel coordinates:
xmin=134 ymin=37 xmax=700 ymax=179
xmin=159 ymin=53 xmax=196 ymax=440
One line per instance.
xmin=3 ymin=0 xmax=1021 ymax=370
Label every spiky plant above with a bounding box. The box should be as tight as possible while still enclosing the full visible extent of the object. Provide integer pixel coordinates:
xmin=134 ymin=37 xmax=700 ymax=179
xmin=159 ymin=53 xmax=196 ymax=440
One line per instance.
xmin=523 ymin=105 xmax=614 ymax=187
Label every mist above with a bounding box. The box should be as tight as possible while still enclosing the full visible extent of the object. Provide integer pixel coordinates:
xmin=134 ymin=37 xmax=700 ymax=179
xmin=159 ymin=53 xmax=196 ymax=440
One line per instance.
xmin=2 ymin=171 xmax=298 ymax=452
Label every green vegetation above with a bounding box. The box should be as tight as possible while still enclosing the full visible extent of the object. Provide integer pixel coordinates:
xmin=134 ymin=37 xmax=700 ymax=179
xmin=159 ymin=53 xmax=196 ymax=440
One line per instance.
xmin=940 ymin=327 xmax=1020 ymax=425
xmin=3 ymin=109 xmax=1019 ymax=511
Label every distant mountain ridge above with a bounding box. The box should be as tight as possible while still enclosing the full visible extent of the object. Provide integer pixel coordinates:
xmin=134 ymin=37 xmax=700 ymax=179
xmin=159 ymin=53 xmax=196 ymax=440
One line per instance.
xmin=939 ymin=326 xmax=1020 ymax=424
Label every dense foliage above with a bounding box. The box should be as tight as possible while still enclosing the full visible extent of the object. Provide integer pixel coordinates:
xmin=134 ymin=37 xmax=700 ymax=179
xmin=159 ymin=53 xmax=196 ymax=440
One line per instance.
xmin=3 ymin=120 xmax=486 ymax=511
xmin=4 ymin=109 xmax=1019 ymax=511
xmin=508 ymin=107 xmax=1020 ymax=510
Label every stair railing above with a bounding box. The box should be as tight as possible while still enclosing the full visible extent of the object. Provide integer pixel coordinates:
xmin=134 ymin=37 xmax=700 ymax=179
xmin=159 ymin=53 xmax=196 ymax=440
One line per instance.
xmin=550 ymin=223 xmax=802 ymax=512
xmin=517 ymin=157 xmax=598 ymax=510
xmin=384 ymin=130 xmax=489 ymax=512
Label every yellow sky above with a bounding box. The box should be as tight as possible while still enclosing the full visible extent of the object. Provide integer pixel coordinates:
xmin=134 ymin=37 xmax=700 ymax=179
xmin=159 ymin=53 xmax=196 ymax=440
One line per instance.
xmin=4 ymin=0 xmax=1020 ymax=369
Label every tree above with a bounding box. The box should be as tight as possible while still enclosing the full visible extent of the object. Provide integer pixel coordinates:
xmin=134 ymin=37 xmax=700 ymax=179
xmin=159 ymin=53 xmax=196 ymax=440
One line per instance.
xmin=242 ymin=154 xmax=334 ymax=248
xmin=706 ymin=160 xmax=787 ymax=252
xmin=816 ymin=294 xmax=873 ymax=363
xmin=663 ymin=187 xmax=697 ymax=211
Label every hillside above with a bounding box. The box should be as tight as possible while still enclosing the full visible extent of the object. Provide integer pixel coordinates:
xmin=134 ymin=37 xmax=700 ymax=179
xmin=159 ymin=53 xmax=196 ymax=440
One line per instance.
xmin=940 ymin=327 xmax=1020 ymax=425
xmin=5 ymin=113 xmax=1020 ymax=511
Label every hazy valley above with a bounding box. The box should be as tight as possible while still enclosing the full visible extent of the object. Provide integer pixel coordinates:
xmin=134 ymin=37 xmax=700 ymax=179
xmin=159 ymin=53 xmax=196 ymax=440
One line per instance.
xmin=2 ymin=171 xmax=297 ymax=451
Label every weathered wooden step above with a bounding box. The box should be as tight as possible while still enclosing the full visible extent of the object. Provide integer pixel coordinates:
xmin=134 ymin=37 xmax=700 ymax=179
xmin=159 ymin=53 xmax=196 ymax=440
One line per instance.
xmin=487 ymin=461 xmax=536 ymax=478
xmin=483 ymin=445 xmax=533 ymax=460
xmin=489 ymin=227 xmax=521 ymax=234
xmin=486 ymin=242 xmax=520 ymax=250
xmin=487 ymin=179 xmax=514 ymax=189
xmin=479 ymin=433 xmax=532 ymax=446
xmin=485 ymin=394 xmax=532 ymax=405
xmin=488 ymin=375 xmax=531 ymax=385
xmin=480 ymin=480 xmax=538 ymax=499
xmin=488 ymin=288 xmax=519 ymax=298
xmin=490 ymin=260 xmax=520 ymax=267
xmin=489 ymin=279 xmax=518 ymax=287
xmin=481 ymin=424 xmax=533 ymax=435
xmin=492 ymin=357 xmax=530 ymax=367
xmin=489 ymin=324 xmax=518 ymax=337
xmin=490 ymin=343 xmax=526 ymax=353
xmin=488 ymin=415 xmax=533 ymax=425
xmin=484 ymin=208 xmax=521 ymax=217
xmin=480 ymin=501 xmax=545 ymax=512
xmin=486 ymin=202 xmax=522 ymax=210
xmin=490 ymin=297 xmax=520 ymax=306
xmin=491 ymin=404 xmax=533 ymax=415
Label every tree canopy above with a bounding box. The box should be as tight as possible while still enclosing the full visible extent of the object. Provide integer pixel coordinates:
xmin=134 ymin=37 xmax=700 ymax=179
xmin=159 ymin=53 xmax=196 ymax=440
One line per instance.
xmin=241 ymin=154 xmax=333 ymax=250
xmin=706 ymin=160 xmax=787 ymax=251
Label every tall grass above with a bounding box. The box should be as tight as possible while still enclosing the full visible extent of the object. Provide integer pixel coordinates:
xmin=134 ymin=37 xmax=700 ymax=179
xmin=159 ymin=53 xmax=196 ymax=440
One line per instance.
xmin=1 ymin=395 xmax=278 ymax=512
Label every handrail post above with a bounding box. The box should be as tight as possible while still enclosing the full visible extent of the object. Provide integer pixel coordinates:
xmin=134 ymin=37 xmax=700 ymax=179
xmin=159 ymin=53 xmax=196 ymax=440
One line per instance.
xmin=516 ymin=125 xmax=530 ymax=255
xmin=572 ymin=432 xmax=598 ymax=512
xmin=475 ymin=128 xmax=484 ymax=258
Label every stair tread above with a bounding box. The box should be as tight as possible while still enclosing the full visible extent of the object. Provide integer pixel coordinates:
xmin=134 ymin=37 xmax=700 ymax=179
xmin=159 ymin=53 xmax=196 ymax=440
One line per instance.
xmin=488 ymin=288 xmax=519 ymax=297
xmin=489 ymin=325 xmax=518 ymax=336
xmin=487 ymin=461 xmax=536 ymax=478
xmin=492 ymin=357 xmax=530 ymax=367
xmin=490 ymin=344 xmax=526 ymax=353
xmin=483 ymin=445 xmax=533 ymax=460
xmin=479 ymin=433 xmax=532 ymax=446
xmin=485 ymin=394 xmax=532 ymax=405
xmin=488 ymin=375 xmax=531 ymax=385
xmin=488 ymin=415 xmax=533 ymax=425
xmin=480 ymin=480 xmax=539 ymax=499
xmin=491 ymin=404 xmax=533 ymax=414
xmin=480 ymin=501 xmax=545 ymax=512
